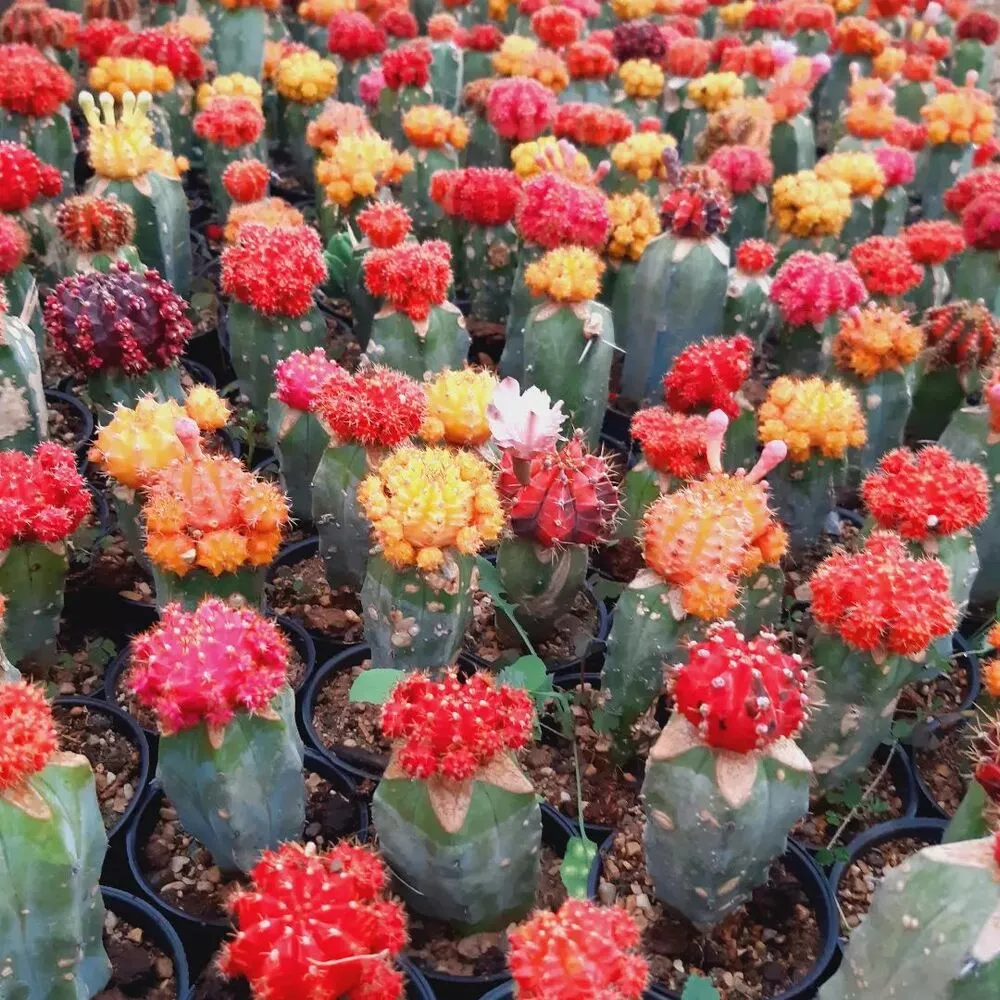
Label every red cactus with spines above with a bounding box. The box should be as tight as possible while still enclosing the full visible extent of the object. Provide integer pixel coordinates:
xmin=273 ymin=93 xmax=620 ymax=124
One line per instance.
xmin=498 ymin=434 xmax=618 ymax=547
xmin=553 ymin=102 xmax=634 ymax=147
xmin=379 ymin=7 xmax=417 ymax=39
xmin=665 ymin=36 xmax=712 ymax=77
xmin=0 ymin=0 xmax=73 ymax=49
xmin=128 ymin=600 xmax=290 ymax=735
xmin=380 ymin=670 xmax=534 ymax=781
xmin=783 ymin=2 xmax=835 ymax=35
xmin=362 ymin=240 xmax=452 ymax=321
xmin=55 ymin=194 xmax=136 ymax=254
xmin=76 ymin=17 xmax=131 ymax=65
xmin=873 ymin=147 xmax=916 ymax=189
xmin=736 ymin=239 xmax=776 ymax=275
xmin=456 ymin=23 xmax=504 ymax=51
xmin=961 ymin=193 xmax=1000 ymax=251
xmin=744 ymin=0 xmax=784 ymax=31
xmin=0 ymin=43 xmax=73 ymax=118
xmin=720 ymin=41 xmax=780 ymax=80
xmin=850 ymin=236 xmax=923 ymax=298
xmin=944 ymin=168 xmax=1000 ymax=217
xmin=486 ymin=77 xmax=557 ymax=142
xmin=901 ymin=219 xmax=966 ymax=266
xmin=0 ymin=215 xmax=28 ymax=275
xmin=0 ymin=681 xmax=57 ymax=790
xmin=566 ymin=40 xmax=617 ymax=80
xmin=221 ymin=159 xmax=269 ymax=204
xmin=219 ymin=840 xmax=408 ymax=1000
xmin=662 ymin=335 xmax=753 ymax=420
xmin=707 ymin=145 xmax=774 ymax=195
xmin=314 ymin=366 xmax=426 ymax=448
xmin=956 ymin=10 xmax=999 ymax=43
xmin=429 ymin=168 xmax=522 ymax=227
xmin=111 ymin=26 xmax=204 ymax=81
xmin=356 ymin=201 xmax=412 ymax=248
xmin=327 ymin=10 xmax=387 ymax=60
xmin=672 ymin=621 xmax=809 ymax=753
xmin=274 ymin=349 xmax=349 ymax=412
xmin=810 ymin=531 xmax=957 ymax=655
xmin=770 ymin=252 xmax=867 ymax=328
xmin=427 ymin=14 xmax=458 ymax=40
xmin=629 ymin=409 xmax=711 ymax=480
xmin=611 ymin=19 xmax=666 ymax=64
xmin=516 ymin=171 xmax=610 ymax=250
xmin=194 ymin=96 xmax=265 ymax=148
xmin=0 ymin=141 xmax=62 ymax=211
xmin=0 ymin=443 xmax=91 ymax=549
xmin=381 ymin=40 xmax=432 ymax=90
xmin=922 ymin=300 xmax=999 ymax=371
xmin=508 ymin=899 xmax=648 ymax=1000
xmin=659 ymin=183 xmax=732 ymax=239
xmin=531 ymin=5 xmax=583 ymax=48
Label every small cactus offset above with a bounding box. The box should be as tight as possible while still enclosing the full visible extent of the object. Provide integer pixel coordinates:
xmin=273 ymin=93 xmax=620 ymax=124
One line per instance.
xmin=128 ymin=600 xmax=306 ymax=875
xmin=819 ymin=832 xmax=1000 ymax=1000
xmin=53 ymin=195 xmax=142 ymax=276
xmin=642 ymin=622 xmax=813 ymax=928
xmin=219 ymin=841 xmax=409 ymax=999
xmin=0 ymin=682 xmax=110 ymax=1000
xmin=0 ymin=278 xmax=45 ymax=456
xmin=372 ymin=671 xmax=541 ymax=932
xmin=799 ymin=531 xmax=958 ymax=791
xmin=723 ymin=240 xmax=778 ymax=345
xmin=357 ymin=444 xmax=504 ymax=670
xmin=194 ymin=96 xmax=267 ymax=219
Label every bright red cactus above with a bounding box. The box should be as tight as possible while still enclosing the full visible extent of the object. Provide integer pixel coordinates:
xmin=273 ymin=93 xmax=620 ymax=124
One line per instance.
xmin=707 ymin=145 xmax=774 ymax=195
xmin=736 ymin=239 xmax=776 ymax=275
xmin=873 ymin=146 xmax=916 ymax=189
xmin=314 ymin=365 xmax=425 ymax=448
xmin=660 ymin=183 xmax=732 ymax=239
xmin=0 ymin=443 xmax=91 ymax=549
xmin=956 ymin=10 xmax=999 ymax=43
xmin=630 ymin=409 xmax=710 ymax=480
xmin=783 ymin=2 xmax=835 ymax=34
xmin=221 ymin=224 xmax=327 ymax=318
xmin=0 ymin=682 xmax=57 ymax=790
xmin=850 ymin=236 xmax=923 ymax=298
xmin=219 ymin=841 xmax=408 ymax=1000
xmin=427 ymin=13 xmax=458 ymax=40
xmin=356 ymin=200 xmax=412 ymax=248
xmin=0 ymin=44 xmax=73 ymax=118
xmin=0 ymin=0 xmax=73 ymax=49
xmin=672 ymin=621 xmax=809 ymax=752
xmin=810 ymin=531 xmax=957 ymax=655
xmin=553 ymin=102 xmax=633 ymax=148
xmin=961 ymin=193 xmax=1000 ymax=251
xmin=665 ymin=36 xmax=712 ymax=77
xmin=486 ymin=77 xmax=557 ymax=142
xmin=380 ymin=7 xmax=417 ymax=39
xmin=381 ymin=40 xmax=432 ymax=90
xmin=327 ymin=10 xmax=387 ymax=60
xmin=531 ymin=5 xmax=582 ymax=48
xmin=194 ymin=96 xmax=265 ymax=148
xmin=221 ymin=158 xmax=269 ymax=204
xmin=770 ymin=252 xmax=867 ymax=327
xmin=922 ymin=300 xmax=999 ymax=371
xmin=429 ymin=167 xmax=522 ymax=227
xmin=566 ymin=40 xmax=617 ymax=80
xmin=508 ymin=899 xmax=648 ymax=1000
xmin=745 ymin=0 xmax=785 ymax=31
xmin=76 ymin=17 xmax=131 ymax=65
xmin=516 ymin=171 xmax=610 ymax=250
xmin=129 ymin=600 xmax=290 ymax=735
xmin=0 ymin=141 xmax=62 ymax=211
xmin=380 ymin=671 xmax=534 ymax=780
xmin=498 ymin=434 xmax=618 ymax=546
xmin=456 ymin=23 xmax=504 ymax=51
xmin=944 ymin=168 xmax=1000 ymax=217
xmin=274 ymin=348 xmax=349 ymax=412
xmin=663 ymin=335 xmax=753 ymax=420
xmin=55 ymin=194 xmax=136 ymax=253
xmin=111 ymin=26 xmax=204 ymax=81
xmin=862 ymin=446 xmax=989 ymax=541
xmin=611 ymin=19 xmax=665 ymax=62
xmin=0 ymin=214 xmax=28 ymax=275
xmin=363 ymin=239 xmax=451 ymax=320
xmin=901 ymin=219 xmax=966 ymax=266
xmin=720 ymin=41 xmax=779 ymax=80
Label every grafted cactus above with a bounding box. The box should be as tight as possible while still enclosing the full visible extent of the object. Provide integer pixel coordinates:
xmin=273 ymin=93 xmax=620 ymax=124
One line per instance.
xmin=53 ymin=195 xmax=142 ymax=276
xmin=723 ymin=240 xmax=777 ymax=345
xmin=0 ymin=277 xmax=45 ymax=455
xmin=193 ymin=96 xmax=267 ymax=219
xmin=128 ymin=601 xmax=305 ymax=874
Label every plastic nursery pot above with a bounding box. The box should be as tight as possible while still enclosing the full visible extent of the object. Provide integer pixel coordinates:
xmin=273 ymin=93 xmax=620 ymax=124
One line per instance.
xmin=101 ymin=887 xmax=191 ymax=1000
xmin=124 ymin=750 xmax=369 ymax=976
xmin=949 ymin=631 xmax=982 ymax=714
xmin=104 ymin=615 xmax=317 ymax=772
xmin=46 ymin=388 xmax=95 ymax=466
xmin=909 ymin=718 xmax=971 ymax=822
xmin=407 ymin=804 xmax=598 ymax=1000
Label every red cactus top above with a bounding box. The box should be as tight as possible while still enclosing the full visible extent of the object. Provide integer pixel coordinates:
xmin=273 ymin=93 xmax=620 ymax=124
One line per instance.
xmin=0 ymin=681 xmax=57 ymax=791
xmin=630 ymin=409 xmax=710 ymax=480
xmin=861 ymin=446 xmax=990 ymax=541
xmin=380 ymin=671 xmax=534 ymax=781
xmin=956 ymin=10 xmax=999 ymax=43
xmin=498 ymin=435 xmax=618 ymax=546
xmin=381 ymin=40 xmax=432 ymax=89
xmin=128 ymin=600 xmax=291 ymax=735
xmin=430 ymin=167 xmax=522 ymax=227
xmin=0 ymin=213 xmax=28 ymax=275
xmin=219 ymin=841 xmax=408 ymax=1000
xmin=456 ymin=24 xmax=504 ymax=52
xmin=672 ymin=621 xmax=809 ymax=752
xmin=850 ymin=236 xmax=923 ymax=298
xmin=553 ymin=102 xmax=633 ymax=148
xmin=0 ymin=43 xmax=73 ymax=117
xmin=872 ymin=146 xmax=916 ymax=189
xmin=531 ymin=5 xmax=583 ymax=48
xmin=611 ymin=19 xmax=665 ymax=63
xmin=810 ymin=531 xmax=957 ymax=656
xmin=379 ymin=7 xmax=417 ymax=39
xmin=274 ymin=348 xmax=349 ymax=412
xmin=508 ymin=899 xmax=648 ymax=1000
xmin=922 ymin=300 xmax=1000 ymax=371
xmin=356 ymin=200 xmax=412 ymax=248
xmin=566 ymin=40 xmax=617 ymax=80
xmin=111 ymin=26 xmax=204 ymax=81
xmin=362 ymin=239 xmax=452 ymax=321
xmin=0 ymin=443 xmax=91 ymax=549
xmin=55 ymin=194 xmax=136 ymax=253
xmin=327 ymin=10 xmax=387 ymax=60
xmin=901 ymin=219 xmax=966 ymax=266
xmin=707 ymin=145 xmax=774 ymax=195
xmin=76 ymin=17 xmax=131 ymax=65
xmin=515 ymin=171 xmax=610 ymax=250
xmin=222 ymin=158 xmax=269 ymax=204
xmin=944 ymin=168 xmax=1000 ymax=217
xmin=659 ymin=183 xmax=732 ymax=239
xmin=962 ymin=193 xmax=1000 ymax=251
xmin=194 ymin=96 xmax=265 ymax=149
xmin=662 ymin=334 xmax=753 ymax=420
xmin=736 ymin=239 xmax=776 ymax=275
xmin=0 ymin=141 xmax=62 ymax=212
xmin=486 ymin=76 xmax=557 ymax=142
xmin=770 ymin=252 xmax=867 ymax=328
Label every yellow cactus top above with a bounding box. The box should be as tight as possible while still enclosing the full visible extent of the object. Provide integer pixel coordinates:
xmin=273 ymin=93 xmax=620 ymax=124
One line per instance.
xmin=758 ymin=376 xmax=867 ymax=462
xmin=89 ymin=390 xmax=230 ymax=490
xmin=832 ymin=305 xmax=924 ymax=381
xmin=492 ymin=35 xmax=538 ymax=78
xmin=89 ymin=57 xmax=174 ymax=100
xmin=718 ymin=0 xmax=754 ymax=28
xmin=510 ymin=136 xmax=592 ymax=183
xmin=402 ymin=105 xmax=469 ymax=151
xmin=618 ymin=59 xmax=664 ymax=100
xmin=79 ymin=90 xmax=187 ymax=181
xmin=873 ymin=46 xmax=906 ymax=81
xmin=420 ymin=368 xmax=498 ymax=448
xmin=525 ymin=246 xmax=605 ymax=303
xmin=922 ymin=88 xmax=995 ymax=146
xmin=275 ymin=50 xmax=338 ymax=105
xmin=686 ymin=72 xmax=745 ymax=112
xmin=771 ymin=170 xmax=852 ymax=239
xmin=196 ymin=73 xmax=263 ymax=110
xmin=829 ymin=0 xmax=863 ymax=13
xmin=357 ymin=445 xmax=505 ymax=572
xmin=815 ymin=151 xmax=886 ymax=200
xmin=606 ymin=191 xmax=661 ymax=261
xmin=488 ymin=0 xmax=510 ymax=21
xmin=299 ymin=0 xmax=354 ymax=24
xmin=314 ymin=133 xmax=413 ymax=209
xmin=610 ymin=131 xmax=676 ymax=183
xmin=611 ymin=0 xmax=655 ymax=19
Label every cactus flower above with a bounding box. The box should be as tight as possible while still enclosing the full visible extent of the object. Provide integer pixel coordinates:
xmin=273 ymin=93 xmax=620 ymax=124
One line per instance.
xmin=486 ymin=377 xmax=566 ymax=459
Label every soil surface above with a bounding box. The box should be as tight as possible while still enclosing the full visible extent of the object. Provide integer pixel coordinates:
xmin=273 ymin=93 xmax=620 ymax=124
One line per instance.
xmin=48 ymin=631 xmax=119 ymax=697
xmin=914 ymin=722 xmax=970 ymax=817
xmin=96 ymin=909 xmax=177 ymax=1000
xmin=896 ymin=656 xmax=971 ymax=724
xmin=268 ymin=555 xmax=364 ymax=645
xmin=837 ymin=836 xmax=933 ymax=930
xmin=593 ymin=538 xmax=645 ymax=585
xmin=47 ymin=396 xmax=88 ymax=452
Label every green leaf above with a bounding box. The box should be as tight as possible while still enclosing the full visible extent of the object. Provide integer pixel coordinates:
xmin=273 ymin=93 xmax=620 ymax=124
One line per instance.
xmin=815 ymin=847 xmax=835 ymax=866
xmin=498 ymin=654 xmax=548 ymax=693
xmin=348 ymin=668 xmax=406 ymax=704
xmin=841 ymin=782 xmax=864 ymax=809
xmin=825 ymin=810 xmax=842 ymax=825
xmin=559 ymin=836 xmax=598 ymax=900
xmin=475 ymin=556 xmax=535 ymax=652
xmin=891 ymin=719 xmax=915 ymax=742
xmin=681 ymin=975 xmax=721 ymax=1000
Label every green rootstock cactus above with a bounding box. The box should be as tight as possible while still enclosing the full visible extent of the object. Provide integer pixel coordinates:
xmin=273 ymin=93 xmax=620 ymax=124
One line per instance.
xmin=642 ymin=623 xmax=813 ymax=929
xmin=371 ymin=671 xmax=541 ymax=933
xmin=819 ymin=835 xmax=1000 ymax=1000
xmin=205 ymin=3 xmax=267 ymax=78
xmin=128 ymin=601 xmax=306 ymax=874
xmin=312 ymin=443 xmax=372 ymax=589
xmin=364 ymin=305 xmax=469 ymax=380
xmin=0 ymin=682 xmax=110 ymax=1000
xmin=0 ymin=305 xmax=46 ymax=454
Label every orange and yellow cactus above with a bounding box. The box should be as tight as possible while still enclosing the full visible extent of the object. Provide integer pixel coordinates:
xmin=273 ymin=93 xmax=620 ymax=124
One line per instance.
xmin=298 ymin=0 xmax=354 ymax=24
xmin=610 ymin=131 xmax=677 ymax=184
xmin=88 ymin=56 xmax=174 ymax=99
xmin=771 ymin=170 xmax=852 ymax=239
xmin=758 ymin=376 xmax=867 ymax=463
xmin=223 ymin=197 xmax=304 ymax=243
xmin=922 ymin=86 xmax=995 ymax=146
xmin=275 ymin=50 xmax=338 ymax=104
xmin=314 ymin=133 xmax=413 ymax=209
xmin=832 ymin=305 xmax=924 ymax=380
xmin=524 ymin=246 xmax=604 ymax=303
xmin=196 ymin=73 xmax=263 ymax=109
xmin=606 ymin=191 xmax=661 ymax=261
xmin=687 ymin=72 xmax=745 ymax=112
xmin=357 ymin=445 xmax=504 ymax=572
xmin=492 ymin=35 xmax=538 ymax=77
xmin=510 ymin=136 xmax=592 ymax=183
xmin=618 ymin=58 xmax=664 ymax=100
xmin=419 ymin=368 xmax=497 ymax=448
xmin=402 ymin=105 xmax=469 ymax=151
xmin=815 ymin=151 xmax=886 ymax=200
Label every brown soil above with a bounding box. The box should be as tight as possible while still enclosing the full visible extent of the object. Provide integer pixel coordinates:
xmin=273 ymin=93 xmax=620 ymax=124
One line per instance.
xmin=96 ymin=909 xmax=177 ymax=1000
xmin=593 ymin=538 xmax=645 ymax=584
xmin=792 ymin=752 xmax=906 ymax=849
xmin=48 ymin=396 xmax=88 ymax=451
xmin=53 ymin=701 xmax=140 ymax=832
xmin=141 ymin=771 xmax=362 ymax=921
xmin=836 ymin=836 xmax=932 ymax=930
xmin=914 ymin=723 xmax=970 ymax=817
xmin=896 ymin=656 xmax=970 ymax=722
xmin=87 ymin=530 xmax=155 ymax=605
xmin=309 ymin=656 xmax=392 ymax=766
xmin=406 ymin=847 xmax=567 ymax=978
xmin=267 ymin=555 xmax=364 ymax=645
xmin=49 ymin=632 xmax=119 ymax=698
xmin=191 ymin=967 xmax=249 ymax=1000
xmin=464 ymin=589 xmax=600 ymax=666
xmin=599 ymin=807 xmax=821 ymax=1000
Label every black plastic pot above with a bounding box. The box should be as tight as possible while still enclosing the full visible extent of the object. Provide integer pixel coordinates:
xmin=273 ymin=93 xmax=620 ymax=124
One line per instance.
xmin=125 ymin=750 xmax=369 ymax=976
xmin=909 ymin=718 xmax=969 ymax=821
xmin=101 ymin=887 xmax=191 ymax=1000
xmin=104 ymin=615 xmax=317 ymax=773
xmin=46 ymin=388 xmax=95 ymax=466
